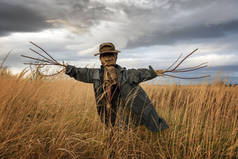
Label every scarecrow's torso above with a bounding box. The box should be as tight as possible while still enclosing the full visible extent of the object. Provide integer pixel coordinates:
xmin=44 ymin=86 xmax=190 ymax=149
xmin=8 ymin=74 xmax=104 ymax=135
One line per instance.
xmin=65 ymin=64 xmax=169 ymax=132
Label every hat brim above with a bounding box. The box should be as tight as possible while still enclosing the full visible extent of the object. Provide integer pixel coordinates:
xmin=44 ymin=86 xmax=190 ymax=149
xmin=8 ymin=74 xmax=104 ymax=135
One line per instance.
xmin=94 ymin=50 xmax=120 ymax=56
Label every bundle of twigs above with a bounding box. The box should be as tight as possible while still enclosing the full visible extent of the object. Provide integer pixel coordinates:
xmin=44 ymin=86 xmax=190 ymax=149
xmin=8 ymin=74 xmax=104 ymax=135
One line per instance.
xmin=156 ymin=49 xmax=210 ymax=79
xmin=21 ymin=42 xmax=66 ymax=76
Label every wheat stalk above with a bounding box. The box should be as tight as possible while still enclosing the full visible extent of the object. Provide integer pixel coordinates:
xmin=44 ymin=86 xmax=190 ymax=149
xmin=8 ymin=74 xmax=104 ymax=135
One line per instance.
xmin=0 ymin=50 xmax=12 ymax=68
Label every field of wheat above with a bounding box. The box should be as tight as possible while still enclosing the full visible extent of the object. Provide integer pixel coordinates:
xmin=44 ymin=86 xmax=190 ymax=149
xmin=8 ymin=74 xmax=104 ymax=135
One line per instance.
xmin=0 ymin=69 xmax=237 ymax=159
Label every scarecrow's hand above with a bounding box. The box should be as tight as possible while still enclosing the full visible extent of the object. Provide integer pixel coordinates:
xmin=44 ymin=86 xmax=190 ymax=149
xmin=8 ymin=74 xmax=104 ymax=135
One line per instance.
xmin=65 ymin=65 xmax=75 ymax=75
xmin=155 ymin=69 xmax=164 ymax=75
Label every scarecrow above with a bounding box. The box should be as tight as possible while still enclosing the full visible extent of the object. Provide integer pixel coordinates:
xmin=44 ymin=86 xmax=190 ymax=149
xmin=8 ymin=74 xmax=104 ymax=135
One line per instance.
xmin=65 ymin=42 xmax=169 ymax=131
xmin=21 ymin=42 xmax=209 ymax=132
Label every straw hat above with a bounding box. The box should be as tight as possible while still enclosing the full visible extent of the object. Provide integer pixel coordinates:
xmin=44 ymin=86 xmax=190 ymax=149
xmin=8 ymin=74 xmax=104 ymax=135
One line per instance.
xmin=94 ymin=42 xmax=120 ymax=56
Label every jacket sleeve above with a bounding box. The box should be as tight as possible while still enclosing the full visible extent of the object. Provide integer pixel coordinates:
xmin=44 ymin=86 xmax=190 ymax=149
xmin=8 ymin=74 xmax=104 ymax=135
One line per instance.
xmin=65 ymin=65 xmax=99 ymax=83
xmin=127 ymin=65 xmax=157 ymax=84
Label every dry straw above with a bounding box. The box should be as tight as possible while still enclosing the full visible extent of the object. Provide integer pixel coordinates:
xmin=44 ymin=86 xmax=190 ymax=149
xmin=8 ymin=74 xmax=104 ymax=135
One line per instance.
xmin=0 ymin=71 xmax=237 ymax=158
xmin=2 ymin=43 xmax=236 ymax=158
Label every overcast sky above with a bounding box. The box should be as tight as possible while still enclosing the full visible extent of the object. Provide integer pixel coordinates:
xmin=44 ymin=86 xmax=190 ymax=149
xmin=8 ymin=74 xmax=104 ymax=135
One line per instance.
xmin=1 ymin=0 xmax=238 ymax=82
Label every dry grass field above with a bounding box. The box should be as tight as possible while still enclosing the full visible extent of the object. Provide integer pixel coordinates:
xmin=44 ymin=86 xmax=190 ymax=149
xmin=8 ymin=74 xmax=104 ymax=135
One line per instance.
xmin=0 ymin=69 xmax=237 ymax=159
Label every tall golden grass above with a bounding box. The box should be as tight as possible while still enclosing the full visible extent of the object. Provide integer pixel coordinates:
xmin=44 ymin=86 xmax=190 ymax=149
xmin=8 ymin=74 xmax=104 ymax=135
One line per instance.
xmin=0 ymin=70 xmax=237 ymax=159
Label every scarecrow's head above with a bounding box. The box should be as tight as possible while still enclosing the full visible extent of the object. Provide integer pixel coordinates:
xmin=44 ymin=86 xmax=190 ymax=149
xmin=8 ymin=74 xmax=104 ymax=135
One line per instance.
xmin=94 ymin=43 xmax=120 ymax=66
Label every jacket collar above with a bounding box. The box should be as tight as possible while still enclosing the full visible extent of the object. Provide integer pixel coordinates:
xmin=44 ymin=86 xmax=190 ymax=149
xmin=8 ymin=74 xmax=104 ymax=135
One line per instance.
xmin=100 ymin=64 xmax=125 ymax=72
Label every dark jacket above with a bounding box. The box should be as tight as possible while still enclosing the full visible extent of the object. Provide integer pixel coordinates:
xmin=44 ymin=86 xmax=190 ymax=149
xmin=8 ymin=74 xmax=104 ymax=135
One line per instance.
xmin=65 ymin=64 xmax=168 ymax=132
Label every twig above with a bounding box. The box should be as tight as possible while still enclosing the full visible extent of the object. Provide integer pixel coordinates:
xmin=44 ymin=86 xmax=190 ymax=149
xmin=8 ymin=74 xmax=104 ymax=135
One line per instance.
xmin=21 ymin=55 xmax=51 ymax=64
xmin=163 ymin=73 xmax=210 ymax=79
xmin=156 ymin=49 xmax=210 ymax=80
xmin=30 ymin=41 xmax=58 ymax=63
xmin=165 ymin=48 xmax=198 ymax=73
xmin=21 ymin=42 xmax=66 ymax=77
xmin=173 ymin=62 xmax=208 ymax=72
xmin=173 ymin=65 xmax=207 ymax=73
xmin=166 ymin=53 xmax=183 ymax=71
xmin=23 ymin=63 xmax=56 ymax=66
xmin=29 ymin=48 xmax=55 ymax=63
xmin=172 ymin=64 xmax=208 ymax=73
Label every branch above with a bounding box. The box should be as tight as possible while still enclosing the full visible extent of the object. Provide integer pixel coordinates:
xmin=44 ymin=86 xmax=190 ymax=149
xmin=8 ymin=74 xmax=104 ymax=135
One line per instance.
xmin=29 ymin=48 xmax=55 ymax=63
xmin=166 ymin=53 xmax=183 ymax=71
xmin=163 ymin=73 xmax=210 ymax=79
xmin=21 ymin=55 xmax=52 ymax=64
xmin=156 ymin=49 xmax=210 ymax=80
xmin=30 ymin=41 xmax=58 ymax=63
xmin=165 ymin=48 xmax=198 ymax=73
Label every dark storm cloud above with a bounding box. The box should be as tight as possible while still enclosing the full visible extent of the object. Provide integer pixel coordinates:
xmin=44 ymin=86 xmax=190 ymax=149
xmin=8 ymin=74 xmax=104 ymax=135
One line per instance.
xmin=42 ymin=0 xmax=115 ymax=31
xmin=0 ymin=1 xmax=52 ymax=36
xmin=2 ymin=0 xmax=238 ymax=48
xmin=127 ymin=19 xmax=238 ymax=48
xmin=0 ymin=0 xmax=114 ymax=37
xmin=118 ymin=0 xmax=238 ymax=48
xmin=1 ymin=0 xmax=238 ymax=63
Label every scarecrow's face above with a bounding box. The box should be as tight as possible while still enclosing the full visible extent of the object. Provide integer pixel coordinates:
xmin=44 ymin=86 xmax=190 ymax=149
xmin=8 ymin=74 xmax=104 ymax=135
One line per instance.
xmin=100 ymin=53 xmax=117 ymax=66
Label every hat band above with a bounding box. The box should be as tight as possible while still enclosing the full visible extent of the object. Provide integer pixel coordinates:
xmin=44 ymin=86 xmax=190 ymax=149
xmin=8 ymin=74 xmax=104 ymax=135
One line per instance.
xmin=94 ymin=50 xmax=120 ymax=56
xmin=100 ymin=47 xmax=115 ymax=53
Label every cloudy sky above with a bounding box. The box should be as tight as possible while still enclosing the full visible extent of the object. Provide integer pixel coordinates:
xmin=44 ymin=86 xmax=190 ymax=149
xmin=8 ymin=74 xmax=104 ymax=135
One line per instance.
xmin=1 ymin=0 xmax=238 ymax=83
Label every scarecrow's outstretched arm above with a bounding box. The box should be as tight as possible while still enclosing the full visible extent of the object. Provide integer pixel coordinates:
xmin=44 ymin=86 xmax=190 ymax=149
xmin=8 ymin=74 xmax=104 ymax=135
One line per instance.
xmin=65 ymin=65 xmax=98 ymax=83
xmin=127 ymin=65 xmax=157 ymax=84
